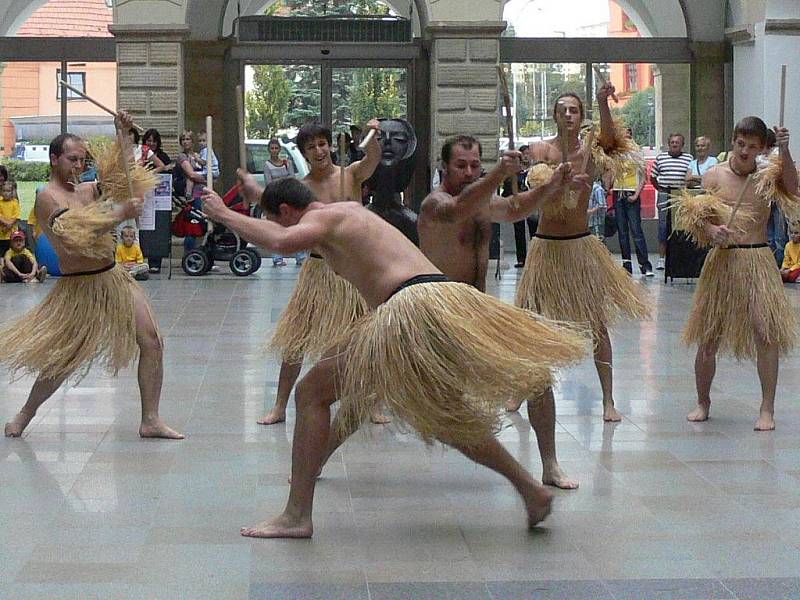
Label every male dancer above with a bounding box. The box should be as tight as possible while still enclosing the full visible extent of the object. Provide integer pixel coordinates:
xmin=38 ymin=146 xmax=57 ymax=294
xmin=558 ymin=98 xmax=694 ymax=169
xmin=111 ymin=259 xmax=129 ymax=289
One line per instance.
xmin=2 ymin=113 xmax=183 ymax=440
xmin=257 ymin=120 xmax=387 ymax=426
xmin=418 ymin=136 xmax=585 ymax=489
xmin=202 ymin=175 xmax=586 ymax=538
xmin=517 ymin=82 xmax=650 ymax=422
xmin=678 ymin=117 xmax=797 ymax=430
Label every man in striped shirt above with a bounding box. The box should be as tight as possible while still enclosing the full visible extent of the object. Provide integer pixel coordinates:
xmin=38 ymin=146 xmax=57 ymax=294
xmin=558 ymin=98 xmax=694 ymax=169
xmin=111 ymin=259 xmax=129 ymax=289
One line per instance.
xmin=650 ymin=133 xmax=693 ymax=269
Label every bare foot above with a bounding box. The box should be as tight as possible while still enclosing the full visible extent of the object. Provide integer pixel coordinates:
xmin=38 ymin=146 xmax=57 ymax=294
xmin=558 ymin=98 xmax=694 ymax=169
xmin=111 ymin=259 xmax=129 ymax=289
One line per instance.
xmin=687 ymin=403 xmax=710 ymax=422
xmin=257 ymin=408 xmax=286 ymax=425
xmin=370 ymin=411 xmax=391 ymax=425
xmin=505 ymin=398 xmax=524 ymax=412
xmin=603 ymin=405 xmax=623 ymax=422
xmin=241 ymin=513 xmax=313 ymax=539
xmin=521 ymin=480 xmax=553 ymax=528
xmin=4 ymin=411 xmax=35 ymax=437
xmin=754 ymin=411 xmax=775 ymax=431
xmin=139 ymin=419 xmax=185 ymax=440
xmin=542 ymin=463 xmax=579 ymax=490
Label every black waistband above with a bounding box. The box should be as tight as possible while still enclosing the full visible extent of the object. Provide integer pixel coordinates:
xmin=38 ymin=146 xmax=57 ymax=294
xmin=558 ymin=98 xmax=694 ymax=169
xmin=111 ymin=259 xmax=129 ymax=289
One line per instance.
xmin=721 ymin=243 xmax=769 ymax=250
xmin=534 ymin=231 xmax=591 ymax=241
xmin=388 ymin=273 xmax=449 ymax=301
xmin=48 ymin=207 xmax=70 ymax=228
xmin=309 ymin=253 xmax=323 ymax=259
xmin=61 ymin=262 xmax=116 ymax=277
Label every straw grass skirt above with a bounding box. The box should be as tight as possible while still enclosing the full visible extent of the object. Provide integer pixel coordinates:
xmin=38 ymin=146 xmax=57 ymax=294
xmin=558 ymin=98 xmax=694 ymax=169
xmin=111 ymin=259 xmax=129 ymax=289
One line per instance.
xmin=0 ymin=266 xmax=138 ymax=381
xmin=269 ymin=256 xmax=368 ymax=363
xmin=515 ymin=234 xmax=650 ymax=332
xmin=684 ymin=246 xmax=796 ymax=360
xmin=335 ymin=280 xmax=588 ymax=447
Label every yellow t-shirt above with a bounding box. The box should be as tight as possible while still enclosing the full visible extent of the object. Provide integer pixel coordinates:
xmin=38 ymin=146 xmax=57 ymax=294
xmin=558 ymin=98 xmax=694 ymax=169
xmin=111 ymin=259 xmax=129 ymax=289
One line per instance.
xmin=0 ymin=197 xmax=21 ymax=240
xmin=4 ymin=246 xmax=34 ymax=264
xmin=27 ymin=207 xmax=42 ymax=238
xmin=115 ymin=242 xmax=144 ymax=264
xmin=782 ymin=240 xmax=800 ymax=271
xmin=614 ymin=165 xmax=638 ymax=191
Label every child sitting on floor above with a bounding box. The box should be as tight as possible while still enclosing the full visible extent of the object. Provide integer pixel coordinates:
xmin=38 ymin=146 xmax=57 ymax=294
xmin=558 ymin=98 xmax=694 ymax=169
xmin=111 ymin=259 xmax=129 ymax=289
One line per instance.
xmin=780 ymin=224 xmax=800 ymax=283
xmin=1 ymin=230 xmax=47 ymax=283
xmin=115 ymin=225 xmax=149 ymax=281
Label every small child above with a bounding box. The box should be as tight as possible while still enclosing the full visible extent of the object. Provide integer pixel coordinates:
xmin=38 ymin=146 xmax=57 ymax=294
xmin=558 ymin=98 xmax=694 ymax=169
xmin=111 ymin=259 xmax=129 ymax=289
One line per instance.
xmin=1 ymin=230 xmax=46 ymax=283
xmin=588 ymin=178 xmax=608 ymax=242
xmin=780 ymin=225 xmax=800 ymax=283
xmin=0 ymin=180 xmax=21 ymax=258
xmin=115 ymin=225 xmax=149 ymax=281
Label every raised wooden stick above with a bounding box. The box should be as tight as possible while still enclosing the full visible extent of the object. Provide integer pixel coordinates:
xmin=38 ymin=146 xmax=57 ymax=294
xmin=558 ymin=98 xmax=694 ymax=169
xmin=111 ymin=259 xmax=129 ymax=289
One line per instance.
xmin=556 ymin=101 xmax=572 ymax=207
xmin=116 ymin=128 xmax=136 ymax=201
xmin=59 ymin=79 xmax=145 ymax=133
xmin=338 ymin=132 xmax=347 ymax=201
xmin=358 ymin=128 xmax=376 ymax=150
xmin=236 ymin=84 xmax=247 ymax=172
xmin=726 ymin=173 xmax=753 ymax=229
xmin=580 ymin=127 xmax=596 ymax=174
xmin=779 ymin=64 xmax=787 ymax=128
xmin=592 ymin=65 xmax=619 ymax=103
xmin=205 ymin=115 xmax=213 ymax=190
xmin=497 ymin=65 xmax=519 ymax=197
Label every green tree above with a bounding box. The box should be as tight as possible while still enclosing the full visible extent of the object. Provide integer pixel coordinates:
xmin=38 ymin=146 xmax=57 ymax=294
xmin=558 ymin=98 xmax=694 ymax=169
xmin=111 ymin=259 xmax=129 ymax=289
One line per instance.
xmin=614 ymin=87 xmax=654 ymax=146
xmin=349 ymin=68 xmax=405 ymax=126
xmin=246 ymin=64 xmax=292 ymax=138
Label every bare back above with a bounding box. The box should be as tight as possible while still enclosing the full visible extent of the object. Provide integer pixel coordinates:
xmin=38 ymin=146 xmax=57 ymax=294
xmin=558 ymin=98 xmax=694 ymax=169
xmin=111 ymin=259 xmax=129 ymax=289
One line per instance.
xmin=309 ymin=202 xmax=441 ymax=307
xmin=704 ymin=162 xmax=770 ymax=245
xmin=302 ymin=165 xmax=362 ymax=204
xmin=418 ymin=187 xmax=492 ymax=291
xmin=530 ymin=138 xmax=595 ymax=236
xmin=36 ymin=180 xmax=106 ymax=274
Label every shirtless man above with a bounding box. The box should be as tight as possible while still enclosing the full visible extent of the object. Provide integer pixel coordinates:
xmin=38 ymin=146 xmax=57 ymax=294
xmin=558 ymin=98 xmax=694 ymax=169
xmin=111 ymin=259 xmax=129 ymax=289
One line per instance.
xmin=3 ymin=113 xmax=183 ymax=440
xmin=683 ymin=117 xmax=797 ymax=430
xmin=257 ymin=121 xmax=386 ymax=426
xmin=418 ymin=136 xmax=584 ymax=489
xmin=516 ymin=82 xmax=649 ymax=423
xmin=202 ymin=175 xmax=585 ymax=538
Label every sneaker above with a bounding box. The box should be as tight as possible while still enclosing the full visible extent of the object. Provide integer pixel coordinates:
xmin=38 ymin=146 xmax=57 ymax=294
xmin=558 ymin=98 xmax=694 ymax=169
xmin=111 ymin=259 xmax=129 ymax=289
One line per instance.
xmin=272 ymin=258 xmax=287 ymax=267
xmin=148 ymin=267 xmax=161 ymax=274
xmin=35 ymin=266 xmax=48 ymax=282
xmin=622 ymin=260 xmax=632 ymax=274
xmin=296 ymin=259 xmax=305 ymax=267
xmin=656 ymin=258 xmax=665 ymax=270
xmin=514 ymin=262 xmax=525 ymax=268
xmin=210 ymin=265 xmax=220 ymax=272
xmin=644 ymin=269 xmax=655 ymax=277
xmin=133 ymin=271 xmax=149 ymax=281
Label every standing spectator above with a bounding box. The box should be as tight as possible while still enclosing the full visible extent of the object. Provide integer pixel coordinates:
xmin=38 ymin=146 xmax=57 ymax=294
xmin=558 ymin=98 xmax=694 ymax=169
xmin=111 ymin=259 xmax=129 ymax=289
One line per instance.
xmin=588 ymin=177 xmax=608 ymax=242
xmin=1 ymin=230 xmax=46 ymax=283
xmin=142 ymin=128 xmax=172 ymax=273
xmin=175 ymin=131 xmax=206 ymax=251
xmin=507 ymin=144 xmax=536 ymax=267
xmin=614 ymin=128 xmax=653 ymax=276
xmin=685 ymin=136 xmax=718 ymax=189
xmin=263 ymin=138 xmax=305 ymax=266
xmin=781 ymin=224 xmax=800 ymax=283
xmin=650 ymin=133 xmax=693 ymax=269
xmin=0 ymin=179 xmax=21 ymax=258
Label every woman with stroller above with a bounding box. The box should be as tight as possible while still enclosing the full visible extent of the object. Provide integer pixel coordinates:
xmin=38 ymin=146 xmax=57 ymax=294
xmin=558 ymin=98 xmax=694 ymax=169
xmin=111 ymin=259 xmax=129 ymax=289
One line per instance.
xmin=175 ymin=131 xmax=207 ymax=253
xmin=263 ymin=138 xmax=305 ymax=267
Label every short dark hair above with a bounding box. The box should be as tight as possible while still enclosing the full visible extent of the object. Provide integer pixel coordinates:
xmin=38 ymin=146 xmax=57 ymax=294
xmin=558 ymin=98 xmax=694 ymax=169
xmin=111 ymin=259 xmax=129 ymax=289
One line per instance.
xmin=121 ymin=225 xmax=136 ymax=234
xmin=552 ymin=93 xmax=585 ymax=121
xmin=129 ymin=128 xmax=140 ymax=145
xmin=732 ymin=117 xmax=768 ymax=146
xmin=0 ymin=165 xmax=8 ymax=181
xmin=296 ymin=124 xmax=332 ymax=157
xmin=268 ymin=137 xmax=281 ymax=147
xmin=260 ymin=177 xmax=317 ymax=215
xmin=765 ymin=128 xmax=776 ymax=149
xmin=142 ymin=128 xmax=162 ymax=149
xmin=441 ymin=135 xmax=482 ymax=164
xmin=519 ymin=144 xmax=529 ymax=152
xmin=49 ymin=133 xmax=83 ymax=158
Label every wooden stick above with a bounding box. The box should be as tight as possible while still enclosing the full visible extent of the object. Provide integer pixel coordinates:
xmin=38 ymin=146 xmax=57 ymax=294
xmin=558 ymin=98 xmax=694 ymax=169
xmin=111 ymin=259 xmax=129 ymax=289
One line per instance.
xmin=592 ymin=65 xmax=619 ymax=103
xmin=497 ymin=65 xmax=519 ymax=196
xmin=236 ymin=85 xmax=247 ymax=172
xmin=338 ymin=132 xmax=347 ymax=201
xmin=556 ymin=101 xmax=571 ymax=207
xmin=59 ymin=79 xmax=145 ymax=133
xmin=205 ymin=115 xmax=213 ymax=190
xmin=358 ymin=128 xmax=376 ymax=150
xmin=580 ymin=127 xmax=595 ymax=174
xmin=726 ymin=173 xmax=753 ymax=229
xmin=779 ymin=64 xmax=787 ymax=128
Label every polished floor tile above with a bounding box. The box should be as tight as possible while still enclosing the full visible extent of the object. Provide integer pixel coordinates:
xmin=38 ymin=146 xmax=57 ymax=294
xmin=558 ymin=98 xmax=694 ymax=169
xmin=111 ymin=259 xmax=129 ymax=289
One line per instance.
xmin=1 ymin=258 xmax=799 ymax=599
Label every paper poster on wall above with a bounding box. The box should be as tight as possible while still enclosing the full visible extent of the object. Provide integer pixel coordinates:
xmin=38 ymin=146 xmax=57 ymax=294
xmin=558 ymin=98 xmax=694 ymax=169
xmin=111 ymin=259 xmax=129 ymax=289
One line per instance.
xmin=154 ymin=174 xmax=172 ymax=211
xmin=139 ymin=194 xmax=156 ymax=230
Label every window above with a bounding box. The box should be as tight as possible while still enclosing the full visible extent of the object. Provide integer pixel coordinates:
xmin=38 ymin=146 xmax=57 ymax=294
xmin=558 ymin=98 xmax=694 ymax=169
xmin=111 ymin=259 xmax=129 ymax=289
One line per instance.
xmin=56 ymin=70 xmax=86 ymax=100
xmin=625 ymin=63 xmax=638 ymax=92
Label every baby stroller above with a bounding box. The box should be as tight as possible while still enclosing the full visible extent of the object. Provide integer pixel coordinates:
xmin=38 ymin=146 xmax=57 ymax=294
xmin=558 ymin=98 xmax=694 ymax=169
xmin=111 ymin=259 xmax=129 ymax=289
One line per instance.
xmin=173 ymin=186 xmax=262 ymax=277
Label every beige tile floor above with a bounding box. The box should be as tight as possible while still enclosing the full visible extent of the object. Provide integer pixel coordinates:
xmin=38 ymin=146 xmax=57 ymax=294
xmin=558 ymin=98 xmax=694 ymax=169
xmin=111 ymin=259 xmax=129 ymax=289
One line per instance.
xmin=1 ymin=258 xmax=800 ymax=599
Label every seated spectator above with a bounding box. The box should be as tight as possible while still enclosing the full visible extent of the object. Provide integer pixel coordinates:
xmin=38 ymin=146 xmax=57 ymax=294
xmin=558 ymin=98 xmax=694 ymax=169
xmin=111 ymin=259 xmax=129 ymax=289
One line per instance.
xmin=0 ymin=179 xmax=21 ymax=258
xmin=115 ymin=225 xmax=149 ymax=281
xmin=1 ymin=231 xmax=46 ymax=283
xmin=781 ymin=225 xmax=800 ymax=283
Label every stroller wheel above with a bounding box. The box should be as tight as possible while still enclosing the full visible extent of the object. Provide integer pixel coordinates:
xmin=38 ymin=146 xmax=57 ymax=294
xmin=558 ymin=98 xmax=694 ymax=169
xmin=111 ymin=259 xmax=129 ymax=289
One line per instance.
xmin=246 ymin=249 xmax=262 ymax=272
xmin=182 ymin=249 xmax=209 ymax=276
xmin=230 ymin=249 xmax=259 ymax=277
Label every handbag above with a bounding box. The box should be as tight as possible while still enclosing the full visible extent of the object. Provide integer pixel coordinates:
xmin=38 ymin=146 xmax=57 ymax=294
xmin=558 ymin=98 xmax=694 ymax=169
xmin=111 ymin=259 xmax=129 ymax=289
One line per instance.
xmin=603 ymin=209 xmax=618 ymax=238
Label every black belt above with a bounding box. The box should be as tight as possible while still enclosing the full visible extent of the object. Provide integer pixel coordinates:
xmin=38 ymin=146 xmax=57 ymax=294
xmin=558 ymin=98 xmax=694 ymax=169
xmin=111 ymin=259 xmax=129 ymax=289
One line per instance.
xmin=534 ymin=231 xmax=591 ymax=241
xmin=62 ymin=262 xmax=116 ymax=277
xmin=309 ymin=253 xmax=323 ymax=259
xmin=387 ymin=273 xmax=449 ymax=301
xmin=721 ymin=243 xmax=769 ymax=250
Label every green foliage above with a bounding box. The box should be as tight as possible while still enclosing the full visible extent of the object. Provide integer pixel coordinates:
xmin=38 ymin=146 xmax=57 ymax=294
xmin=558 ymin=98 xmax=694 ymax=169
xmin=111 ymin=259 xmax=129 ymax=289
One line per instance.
xmin=341 ymin=68 xmax=405 ymax=128
xmin=0 ymin=159 xmax=50 ymax=182
xmin=614 ymin=87 xmax=654 ymax=146
xmin=516 ymin=64 xmax=588 ymax=138
xmin=265 ymin=0 xmax=392 ymax=16
xmin=246 ymin=64 xmax=292 ymax=138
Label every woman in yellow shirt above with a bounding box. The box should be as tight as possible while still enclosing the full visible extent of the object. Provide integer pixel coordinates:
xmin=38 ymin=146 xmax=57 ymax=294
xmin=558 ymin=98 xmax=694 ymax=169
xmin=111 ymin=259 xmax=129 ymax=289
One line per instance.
xmin=781 ymin=226 xmax=800 ymax=282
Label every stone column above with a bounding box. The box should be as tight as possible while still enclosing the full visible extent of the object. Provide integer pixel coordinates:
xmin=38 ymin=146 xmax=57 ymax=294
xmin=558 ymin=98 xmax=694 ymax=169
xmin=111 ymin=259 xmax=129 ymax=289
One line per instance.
xmin=109 ymin=25 xmax=189 ymax=157
xmin=691 ymin=42 xmax=727 ymax=154
xmin=425 ymin=22 xmax=505 ymax=173
xmin=654 ymin=63 xmax=691 ymax=151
